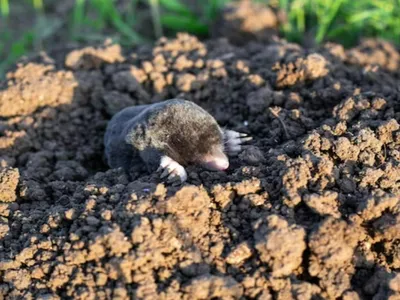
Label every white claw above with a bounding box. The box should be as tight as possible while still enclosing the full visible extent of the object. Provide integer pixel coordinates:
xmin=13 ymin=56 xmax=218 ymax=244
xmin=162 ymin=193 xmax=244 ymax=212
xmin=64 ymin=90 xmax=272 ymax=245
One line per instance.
xmin=160 ymin=168 xmax=170 ymax=178
xmin=157 ymin=156 xmax=187 ymax=183
xmin=241 ymin=136 xmax=253 ymax=142
xmin=224 ymin=130 xmax=252 ymax=156
xmin=225 ymin=130 xmax=240 ymax=140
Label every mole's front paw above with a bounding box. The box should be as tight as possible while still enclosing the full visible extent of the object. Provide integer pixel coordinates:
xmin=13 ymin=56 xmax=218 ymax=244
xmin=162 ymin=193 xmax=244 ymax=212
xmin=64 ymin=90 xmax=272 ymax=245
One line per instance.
xmin=224 ymin=130 xmax=252 ymax=155
xmin=157 ymin=156 xmax=188 ymax=183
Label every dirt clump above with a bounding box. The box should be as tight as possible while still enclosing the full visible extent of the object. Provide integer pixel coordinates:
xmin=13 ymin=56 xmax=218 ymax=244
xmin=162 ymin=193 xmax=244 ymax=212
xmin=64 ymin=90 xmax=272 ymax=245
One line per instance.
xmin=1 ymin=1 xmax=400 ymax=298
xmin=346 ymin=39 xmax=400 ymax=73
xmin=254 ymin=214 xmax=306 ymax=277
xmin=273 ymin=53 xmax=329 ymax=88
xmin=212 ymin=0 xmax=282 ymax=45
xmin=0 ymin=63 xmax=79 ymax=117
xmin=303 ymin=190 xmax=340 ymax=218
xmin=65 ymin=41 xmax=125 ymax=70
xmin=0 ymin=167 xmax=19 ymax=202
xmin=308 ymin=217 xmax=365 ymax=298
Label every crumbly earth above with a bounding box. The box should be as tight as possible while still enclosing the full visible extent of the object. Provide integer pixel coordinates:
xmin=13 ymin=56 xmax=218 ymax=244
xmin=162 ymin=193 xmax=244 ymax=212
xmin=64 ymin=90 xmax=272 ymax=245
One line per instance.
xmin=1 ymin=2 xmax=400 ymax=299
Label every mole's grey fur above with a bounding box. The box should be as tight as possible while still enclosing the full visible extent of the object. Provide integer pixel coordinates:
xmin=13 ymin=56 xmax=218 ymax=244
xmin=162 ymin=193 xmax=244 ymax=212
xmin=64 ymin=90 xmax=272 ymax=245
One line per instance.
xmin=104 ymin=99 xmax=225 ymax=174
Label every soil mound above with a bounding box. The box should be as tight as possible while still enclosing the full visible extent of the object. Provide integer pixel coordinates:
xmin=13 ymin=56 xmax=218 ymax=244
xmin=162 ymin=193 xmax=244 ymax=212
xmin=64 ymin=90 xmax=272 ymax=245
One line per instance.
xmin=1 ymin=3 xmax=400 ymax=299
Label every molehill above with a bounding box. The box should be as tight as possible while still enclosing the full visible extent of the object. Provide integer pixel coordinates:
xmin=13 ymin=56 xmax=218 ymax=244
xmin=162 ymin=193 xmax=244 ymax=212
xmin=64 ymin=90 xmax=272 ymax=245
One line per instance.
xmin=1 ymin=2 xmax=400 ymax=299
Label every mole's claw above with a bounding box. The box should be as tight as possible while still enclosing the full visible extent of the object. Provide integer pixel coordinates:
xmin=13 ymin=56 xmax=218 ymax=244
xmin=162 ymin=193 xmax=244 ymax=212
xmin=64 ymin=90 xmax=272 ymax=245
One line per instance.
xmin=158 ymin=155 xmax=187 ymax=183
xmin=168 ymin=168 xmax=188 ymax=183
xmin=240 ymin=136 xmax=253 ymax=142
xmin=167 ymin=172 xmax=187 ymax=184
xmin=167 ymin=174 xmax=181 ymax=184
xmin=224 ymin=130 xmax=252 ymax=156
xmin=160 ymin=168 xmax=170 ymax=178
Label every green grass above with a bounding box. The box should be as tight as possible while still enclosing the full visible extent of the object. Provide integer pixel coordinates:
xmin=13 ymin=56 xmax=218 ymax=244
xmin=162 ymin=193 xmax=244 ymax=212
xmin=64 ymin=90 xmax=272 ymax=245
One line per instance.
xmin=0 ymin=0 xmax=400 ymax=78
xmin=281 ymin=0 xmax=400 ymax=47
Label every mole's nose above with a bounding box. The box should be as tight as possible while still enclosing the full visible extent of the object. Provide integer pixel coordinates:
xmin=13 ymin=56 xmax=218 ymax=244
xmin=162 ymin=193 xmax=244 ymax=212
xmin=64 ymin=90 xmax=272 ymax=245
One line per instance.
xmin=203 ymin=158 xmax=229 ymax=171
xmin=202 ymin=151 xmax=229 ymax=171
xmin=215 ymin=158 xmax=229 ymax=170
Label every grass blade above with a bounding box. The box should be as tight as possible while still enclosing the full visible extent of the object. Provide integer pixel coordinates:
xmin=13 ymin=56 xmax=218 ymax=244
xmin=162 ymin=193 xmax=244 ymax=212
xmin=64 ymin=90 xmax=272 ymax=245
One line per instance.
xmin=0 ymin=0 xmax=9 ymax=17
xmin=348 ymin=9 xmax=382 ymax=23
xmin=159 ymin=0 xmax=193 ymax=16
xmin=111 ymin=14 xmax=144 ymax=43
xmin=315 ymin=0 xmax=345 ymax=43
xmin=0 ymin=32 xmax=34 ymax=77
xmin=72 ymin=0 xmax=86 ymax=36
xmin=127 ymin=0 xmax=139 ymax=27
xmin=33 ymin=0 xmax=44 ymax=12
xmin=204 ymin=0 xmax=228 ymax=21
xmin=149 ymin=0 xmax=163 ymax=38
xmin=91 ymin=0 xmax=143 ymax=44
xmin=161 ymin=14 xmax=208 ymax=35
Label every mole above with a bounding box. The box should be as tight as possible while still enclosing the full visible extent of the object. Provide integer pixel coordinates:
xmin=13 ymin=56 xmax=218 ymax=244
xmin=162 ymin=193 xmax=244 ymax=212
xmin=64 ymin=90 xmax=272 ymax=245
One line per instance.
xmin=104 ymin=99 xmax=251 ymax=182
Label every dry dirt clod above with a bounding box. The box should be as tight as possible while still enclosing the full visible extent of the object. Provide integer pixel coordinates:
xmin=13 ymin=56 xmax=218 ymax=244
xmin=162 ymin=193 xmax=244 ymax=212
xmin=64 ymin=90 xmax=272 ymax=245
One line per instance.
xmin=254 ymin=215 xmax=306 ymax=277
xmin=303 ymin=191 xmax=340 ymax=218
xmin=0 ymin=167 xmax=19 ymax=202
xmin=226 ymin=242 xmax=253 ymax=265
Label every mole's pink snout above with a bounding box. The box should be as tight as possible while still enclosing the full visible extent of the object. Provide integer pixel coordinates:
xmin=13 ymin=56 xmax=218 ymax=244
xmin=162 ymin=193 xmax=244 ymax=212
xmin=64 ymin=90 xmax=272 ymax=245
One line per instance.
xmin=201 ymin=149 xmax=229 ymax=171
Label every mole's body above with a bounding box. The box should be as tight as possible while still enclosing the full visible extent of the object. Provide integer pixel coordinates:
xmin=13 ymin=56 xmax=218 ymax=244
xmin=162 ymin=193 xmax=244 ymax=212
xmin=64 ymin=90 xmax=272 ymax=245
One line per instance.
xmin=104 ymin=99 xmax=250 ymax=182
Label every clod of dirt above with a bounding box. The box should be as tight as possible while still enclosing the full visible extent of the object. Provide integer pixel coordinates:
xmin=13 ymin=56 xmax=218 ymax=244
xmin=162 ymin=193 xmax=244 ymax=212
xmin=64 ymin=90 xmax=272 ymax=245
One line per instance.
xmin=0 ymin=63 xmax=79 ymax=117
xmin=346 ymin=39 xmax=400 ymax=72
xmin=234 ymin=178 xmax=261 ymax=195
xmin=111 ymin=69 xmax=150 ymax=99
xmin=0 ymin=168 xmax=19 ymax=202
xmin=254 ymin=214 xmax=306 ymax=277
xmin=102 ymin=91 xmax=136 ymax=115
xmin=281 ymin=156 xmax=312 ymax=207
xmin=303 ymin=191 xmax=340 ymax=218
xmin=225 ymin=242 xmax=253 ymax=265
xmin=372 ymin=213 xmax=400 ymax=245
xmin=183 ymin=275 xmax=243 ymax=299
xmin=239 ymin=146 xmax=266 ymax=165
xmin=246 ymin=87 xmax=275 ymax=115
xmin=212 ymin=0 xmax=281 ymax=45
xmin=377 ymin=119 xmax=400 ymax=143
xmin=3 ymin=269 xmax=31 ymax=290
xmin=157 ymin=186 xmax=211 ymax=241
xmin=274 ymin=53 xmax=329 ymax=88
xmin=308 ymin=217 xmax=365 ymax=298
xmin=334 ymin=137 xmax=360 ymax=161
xmin=357 ymin=190 xmax=400 ymax=221
xmin=65 ymin=42 xmax=124 ymax=70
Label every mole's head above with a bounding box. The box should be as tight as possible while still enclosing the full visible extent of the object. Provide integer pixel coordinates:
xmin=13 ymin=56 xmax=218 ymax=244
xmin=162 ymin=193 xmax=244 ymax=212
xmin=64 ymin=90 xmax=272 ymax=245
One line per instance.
xmin=195 ymin=129 xmax=229 ymax=171
xmin=153 ymin=100 xmax=230 ymax=171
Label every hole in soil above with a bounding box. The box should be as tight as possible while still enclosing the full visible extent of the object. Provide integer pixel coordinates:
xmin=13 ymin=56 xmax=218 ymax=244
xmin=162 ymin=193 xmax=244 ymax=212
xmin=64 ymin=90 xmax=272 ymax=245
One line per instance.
xmin=351 ymin=267 xmax=375 ymax=293
xmin=293 ymin=202 xmax=321 ymax=229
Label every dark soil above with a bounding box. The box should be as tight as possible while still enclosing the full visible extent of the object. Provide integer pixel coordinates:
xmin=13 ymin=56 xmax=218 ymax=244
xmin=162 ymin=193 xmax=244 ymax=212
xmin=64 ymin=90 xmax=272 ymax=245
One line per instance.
xmin=1 ymin=2 xmax=400 ymax=299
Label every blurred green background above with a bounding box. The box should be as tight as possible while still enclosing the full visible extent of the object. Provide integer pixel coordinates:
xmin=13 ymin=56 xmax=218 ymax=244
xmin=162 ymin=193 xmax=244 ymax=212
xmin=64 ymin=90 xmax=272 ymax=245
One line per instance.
xmin=1 ymin=0 xmax=399 ymax=78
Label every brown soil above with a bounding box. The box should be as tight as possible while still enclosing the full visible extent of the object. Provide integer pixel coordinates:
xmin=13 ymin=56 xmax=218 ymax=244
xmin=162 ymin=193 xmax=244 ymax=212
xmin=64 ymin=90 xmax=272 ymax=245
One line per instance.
xmin=1 ymin=2 xmax=400 ymax=299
